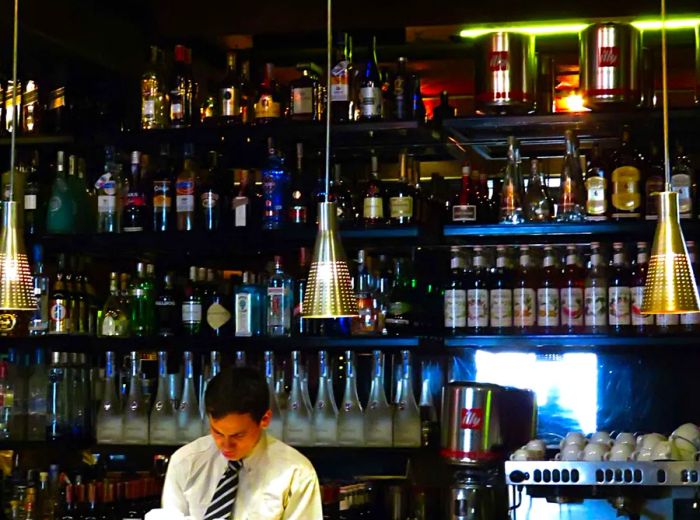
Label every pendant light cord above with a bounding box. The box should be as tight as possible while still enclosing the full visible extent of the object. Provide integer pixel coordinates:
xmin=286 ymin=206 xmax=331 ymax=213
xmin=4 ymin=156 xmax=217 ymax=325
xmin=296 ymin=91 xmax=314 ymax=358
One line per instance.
xmin=9 ymin=0 xmax=19 ymax=200
xmin=324 ymin=0 xmax=332 ymax=201
xmin=661 ymin=0 xmax=671 ymax=188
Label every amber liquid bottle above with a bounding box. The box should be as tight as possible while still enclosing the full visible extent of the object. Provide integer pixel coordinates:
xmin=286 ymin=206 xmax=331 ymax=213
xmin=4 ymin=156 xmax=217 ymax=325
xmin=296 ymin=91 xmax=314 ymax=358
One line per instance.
xmin=585 ymin=143 xmax=608 ymax=221
xmin=560 ymin=245 xmax=584 ymax=333
xmin=513 ymin=246 xmax=537 ymax=334
xmin=610 ymin=127 xmax=643 ymax=219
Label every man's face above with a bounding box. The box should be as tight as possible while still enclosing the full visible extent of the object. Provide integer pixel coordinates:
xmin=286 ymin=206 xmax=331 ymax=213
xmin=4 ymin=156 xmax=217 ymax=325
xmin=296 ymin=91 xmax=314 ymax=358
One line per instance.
xmin=209 ymin=410 xmax=271 ymax=460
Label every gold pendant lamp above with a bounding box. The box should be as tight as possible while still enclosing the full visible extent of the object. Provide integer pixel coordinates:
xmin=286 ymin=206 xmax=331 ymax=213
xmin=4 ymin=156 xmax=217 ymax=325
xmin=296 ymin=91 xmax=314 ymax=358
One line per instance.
xmin=640 ymin=0 xmax=700 ymax=314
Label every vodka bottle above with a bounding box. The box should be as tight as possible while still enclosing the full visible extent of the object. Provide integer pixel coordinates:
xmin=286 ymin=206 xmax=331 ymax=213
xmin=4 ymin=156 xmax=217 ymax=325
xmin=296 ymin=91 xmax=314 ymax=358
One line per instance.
xmin=26 ymin=349 xmax=48 ymax=441
xmin=122 ymin=352 xmax=149 ymax=444
xmin=312 ymin=351 xmax=338 ymax=446
xmin=177 ymin=352 xmax=202 ymax=444
xmin=364 ymin=350 xmax=393 ymax=447
xmin=556 ymin=131 xmax=586 ymax=222
xmin=283 ymin=351 xmax=312 ymax=446
xmin=301 ymin=360 xmax=313 ymax=415
xmin=264 ymin=352 xmax=284 ymax=439
xmin=150 ymin=351 xmax=177 ymax=445
xmin=393 ymin=350 xmax=421 ymax=447
xmin=96 ymin=352 xmax=122 ymax=444
xmin=419 ymin=361 xmax=439 ymax=448
xmin=200 ymin=351 xmax=221 ymax=434
xmin=338 ymin=350 xmax=365 ymax=446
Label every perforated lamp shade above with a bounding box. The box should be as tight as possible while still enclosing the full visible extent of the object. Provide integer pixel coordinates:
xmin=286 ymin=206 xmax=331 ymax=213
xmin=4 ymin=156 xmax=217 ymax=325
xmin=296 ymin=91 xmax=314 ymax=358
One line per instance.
xmin=302 ymin=202 xmax=358 ymax=318
xmin=641 ymin=191 xmax=700 ymax=314
xmin=0 ymin=201 xmax=35 ymax=310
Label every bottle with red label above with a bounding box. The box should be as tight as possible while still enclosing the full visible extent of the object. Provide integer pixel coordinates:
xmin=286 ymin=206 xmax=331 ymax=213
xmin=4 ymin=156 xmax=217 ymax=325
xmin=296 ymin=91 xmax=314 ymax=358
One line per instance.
xmin=452 ymin=161 xmax=477 ymax=223
xmin=288 ymin=143 xmax=309 ymax=225
xmin=560 ymin=245 xmax=584 ymax=333
xmin=630 ymin=241 xmax=654 ymax=332
xmin=199 ymin=151 xmax=222 ymax=231
xmin=584 ymin=242 xmax=608 ymax=332
xmin=513 ymin=246 xmax=537 ymax=333
xmin=176 ymin=143 xmax=198 ymax=231
xmin=467 ymin=247 xmax=489 ymax=333
xmin=123 ymin=151 xmax=148 ymax=232
xmin=537 ymin=246 xmax=560 ymax=333
xmin=608 ymin=242 xmax=631 ymax=332
xmin=489 ymin=246 xmax=513 ymax=332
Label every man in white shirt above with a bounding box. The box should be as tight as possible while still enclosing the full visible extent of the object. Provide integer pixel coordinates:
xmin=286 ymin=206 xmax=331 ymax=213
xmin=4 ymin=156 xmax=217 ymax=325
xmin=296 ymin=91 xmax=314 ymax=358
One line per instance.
xmin=162 ymin=366 xmax=323 ymax=520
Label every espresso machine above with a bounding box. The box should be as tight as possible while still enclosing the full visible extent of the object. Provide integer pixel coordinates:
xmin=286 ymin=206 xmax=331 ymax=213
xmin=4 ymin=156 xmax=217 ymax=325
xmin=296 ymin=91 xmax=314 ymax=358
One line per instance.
xmin=441 ymin=382 xmax=537 ymax=520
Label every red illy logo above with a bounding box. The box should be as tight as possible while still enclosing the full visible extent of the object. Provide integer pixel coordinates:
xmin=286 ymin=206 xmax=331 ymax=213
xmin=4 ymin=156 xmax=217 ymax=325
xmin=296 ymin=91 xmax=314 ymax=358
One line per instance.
xmin=488 ymin=52 xmax=509 ymax=72
xmin=460 ymin=408 xmax=484 ymax=430
xmin=599 ymin=47 xmax=619 ymax=67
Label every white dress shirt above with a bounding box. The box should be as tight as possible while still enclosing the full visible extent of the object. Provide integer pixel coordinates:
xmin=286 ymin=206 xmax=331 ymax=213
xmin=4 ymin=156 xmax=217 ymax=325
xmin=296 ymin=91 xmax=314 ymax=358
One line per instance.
xmin=162 ymin=433 xmax=323 ymax=520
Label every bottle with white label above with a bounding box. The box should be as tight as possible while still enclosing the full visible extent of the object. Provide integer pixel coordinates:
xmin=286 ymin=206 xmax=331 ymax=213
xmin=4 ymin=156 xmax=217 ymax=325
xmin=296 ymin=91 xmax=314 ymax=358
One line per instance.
xmin=490 ymin=246 xmax=513 ymax=331
xmin=176 ymin=143 xmax=198 ymax=232
xmin=290 ymin=67 xmax=319 ymax=121
xmin=672 ymin=144 xmax=694 ymax=219
xmin=467 ymin=247 xmax=490 ymax=332
xmin=358 ymin=35 xmax=382 ymax=121
xmin=631 ymin=242 xmax=654 ymax=332
xmin=177 ymin=351 xmax=202 ymax=444
xmin=312 ymin=351 xmax=338 ymax=446
xmin=338 ymin=350 xmax=365 ymax=446
xmin=95 ymin=148 xmax=121 ymax=233
xmin=513 ymin=246 xmax=537 ymax=332
xmin=681 ymin=241 xmax=700 ymax=330
xmin=389 ymin=152 xmax=414 ymax=225
xmin=393 ymin=351 xmax=421 ymax=447
xmin=96 ymin=352 xmax=122 ymax=444
xmin=365 ymin=350 xmax=393 ymax=447
xmin=235 ymin=272 xmax=265 ymax=337
xmin=608 ymin=242 xmax=631 ymax=331
xmin=585 ymin=242 xmax=608 ymax=332
xmin=181 ymin=267 xmax=202 ymax=336
xmin=150 ymin=351 xmax=177 ymax=445
xmin=283 ymin=351 xmax=312 ymax=446
xmin=264 ymin=352 xmax=284 ymax=439
xmin=363 ymin=154 xmax=385 ymax=226
xmin=560 ymin=245 xmax=584 ymax=332
xmin=537 ymin=246 xmax=560 ymax=332
xmin=267 ymin=256 xmax=293 ymax=337
xmin=444 ymin=247 xmax=467 ymax=334
xmin=122 ymin=352 xmax=149 ymax=445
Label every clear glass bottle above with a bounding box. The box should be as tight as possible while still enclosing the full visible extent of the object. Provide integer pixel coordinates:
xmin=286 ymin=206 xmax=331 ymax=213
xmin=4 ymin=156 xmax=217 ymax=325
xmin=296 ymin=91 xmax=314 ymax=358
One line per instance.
xmin=182 ymin=266 xmax=202 ymax=336
xmin=672 ymin=144 xmax=694 ymax=219
xmin=95 ymin=147 xmax=122 ymax=233
xmin=364 ymin=350 xmax=392 ymax=447
xmin=351 ymin=250 xmax=378 ymax=336
xmin=525 ymin=158 xmax=552 ymax=222
xmin=149 ymin=351 xmax=177 ymax=445
xmin=312 ymin=351 xmax=338 ymax=446
xmin=122 ymin=352 xmax=149 ymax=444
xmin=499 ymin=136 xmax=525 ymax=224
xmin=556 ymin=130 xmax=586 ymax=222
xmin=200 ymin=351 xmax=221 ymax=435
xmin=141 ymin=45 xmax=168 ymax=129
xmin=610 ymin=126 xmax=643 ymax=219
xmin=96 ymin=352 xmax=122 ymax=444
xmin=585 ymin=242 xmax=608 ymax=332
xmin=338 ymin=350 xmax=365 ymax=446
xmin=393 ymin=351 xmax=421 ymax=447
xmin=267 ymin=256 xmax=293 ymax=337
xmin=444 ymin=247 xmax=467 ymax=334
xmin=26 ymin=349 xmax=47 ymax=441
xmin=98 ymin=272 xmax=130 ymax=337
xmin=264 ymin=352 xmax=284 ymax=439
xmin=283 ymin=351 xmax=312 ymax=446
xmin=177 ymin=352 xmax=202 ymax=444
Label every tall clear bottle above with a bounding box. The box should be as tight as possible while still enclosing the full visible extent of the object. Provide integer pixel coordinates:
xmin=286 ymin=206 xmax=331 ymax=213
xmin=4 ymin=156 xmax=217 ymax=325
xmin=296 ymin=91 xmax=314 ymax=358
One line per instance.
xmin=499 ymin=137 xmax=525 ymax=224
xmin=150 ymin=351 xmax=177 ymax=445
xmin=556 ymin=131 xmax=586 ymax=222
xmin=267 ymin=256 xmax=293 ymax=336
xmin=393 ymin=350 xmax=421 ymax=447
xmin=122 ymin=352 xmax=149 ymax=444
xmin=525 ymin=158 xmax=552 ymax=222
xmin=26 ymin=349 xmax=47 ymax=441
xmin=200 ymin=351 xmax=221 ymax=435
xmin=364 ymin=350 xmax=393 ymax=447
xmin=312 ymin=351 xmax=338 ymax=446
xmin=584 ymin=242 xmax=608 ymax=332
xmin=96 ymin=352 xmax=122 ymax=444
xmin=338 ymin=350 xmax=365 ymax=446
xmin=177 ymin=352 xmax=202 ymax=444
xmin=283 ymin=351 xmax=312 ymax=446
xmin=264 ymin=352 xmax=284 ymax=439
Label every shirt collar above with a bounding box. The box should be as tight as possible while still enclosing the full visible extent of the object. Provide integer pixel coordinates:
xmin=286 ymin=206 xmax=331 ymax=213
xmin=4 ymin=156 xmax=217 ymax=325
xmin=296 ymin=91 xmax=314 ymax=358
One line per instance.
xmin=238 ymin=431 xmax=269 ymax=474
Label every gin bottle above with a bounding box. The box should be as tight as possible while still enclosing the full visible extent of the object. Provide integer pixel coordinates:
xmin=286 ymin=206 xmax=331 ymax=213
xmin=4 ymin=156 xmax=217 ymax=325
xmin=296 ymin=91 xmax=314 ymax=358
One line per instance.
xmin=267 ymin=256 xmax=293 ymax=336
xmin=364 ymin=350 xmax=392 ymax=447
xmin=312 ymin=351 xmax=338 ymax=446
xmin=177 ymin=351 xmax=202 ymax=444
xmin=150 ymin=351 xmax=177 ymax=445
xmin=283 ymin=351 xmax=312 ymax=446
xmin=122 ymin=352 xmax=149 ymax=444
xmin=338 ymin=350 xmax=365 ymax=446
xmin=200 ymin=351 xmax=221 ymax=434
xmin=264 ymin=351 xmax=284 ymax=439
xmin=96 ymin=352 xmax=122 ymax=444
xmin=393 ymin=350 xmax=421 ymax=447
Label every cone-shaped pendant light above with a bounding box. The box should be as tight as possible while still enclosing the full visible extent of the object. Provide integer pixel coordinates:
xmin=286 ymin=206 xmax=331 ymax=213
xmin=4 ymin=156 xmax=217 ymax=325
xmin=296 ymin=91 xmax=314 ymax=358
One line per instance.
xmin=640 ymin=0 xmax=700 ymax=314
xmin=301 ymin=0 xmax=357 ymax=318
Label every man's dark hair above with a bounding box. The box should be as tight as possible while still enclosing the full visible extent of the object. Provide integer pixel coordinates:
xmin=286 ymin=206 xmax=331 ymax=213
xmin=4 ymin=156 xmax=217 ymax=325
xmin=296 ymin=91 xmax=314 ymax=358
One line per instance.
xmin=204 ymin=366 xmax=270 ymax=422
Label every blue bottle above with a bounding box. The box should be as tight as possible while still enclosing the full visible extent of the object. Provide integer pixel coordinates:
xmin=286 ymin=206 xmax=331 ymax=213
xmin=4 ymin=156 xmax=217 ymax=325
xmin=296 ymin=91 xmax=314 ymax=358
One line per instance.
xmin=234 ymin=271 xmax=266 ymax=336
xmin=261 ymin=140 xmax=289 ymax=230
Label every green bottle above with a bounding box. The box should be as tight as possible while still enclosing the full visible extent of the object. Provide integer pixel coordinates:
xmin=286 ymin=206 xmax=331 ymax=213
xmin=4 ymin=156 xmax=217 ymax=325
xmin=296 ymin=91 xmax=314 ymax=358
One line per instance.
xmin=130 ymin=263 xmax=156 ymax=336
xmin=98 ymin=272 xmax=131 ymax=337
xmin=46 ymin=151 xmax=76 ymax=234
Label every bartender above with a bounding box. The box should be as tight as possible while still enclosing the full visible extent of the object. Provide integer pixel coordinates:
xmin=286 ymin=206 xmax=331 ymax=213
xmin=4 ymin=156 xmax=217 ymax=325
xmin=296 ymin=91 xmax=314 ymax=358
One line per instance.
xmin=162 ymin=366 xmax=323 ymax=520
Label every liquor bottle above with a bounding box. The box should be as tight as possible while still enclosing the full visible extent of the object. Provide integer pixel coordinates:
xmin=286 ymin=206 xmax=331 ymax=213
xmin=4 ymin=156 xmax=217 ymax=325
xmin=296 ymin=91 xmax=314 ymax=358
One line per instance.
xmin=656 ymin=308 xmax=680 ymax=333
xmin=432 ymin=90 xmax=456 ymax=125
xmin=608 ymin=242 xmax=632 ymax=332
xmin=418 ymin=361 xmax=439 ymax=448
xmin=385 ymin=257 xmax=416 ymax=335
xmin=363 ymin=154 xmax=385 ymax=226
xmin=525 ymin=158 xmax=552 ymax=222
xmin=264 ymin=352 xmax=284 ymax=439
xmin=200 ymin=351 xmax=222 ymax=433
xmin=283 ymin=351 xmax=312 ymax=446
xmin=232 ymin=169 xmax=261 ymax=228
xmin=169 ymin=45 xmax=189 ymax=128
xmin=48 ymin=257 xmax=71 ymax=335
xmin=513 ymin=246 xmax=537 ymax=333
xmin=122 ymin=352 xmax=149 ymax=444
xmin=4 ymin=79 xmax=21 ymax=134
xmin=95 ymin=147 xmax=121 ymax=233
xmin=290 ymin=66 xmax=320 ymax=121
xmin=289 ymin=143 xmax=310 ymax=225
xmin=220 ymin=50 xmax=242 ymax=122
xmin=681 ymin=241 xmax=700 ymax=330
xmin=46 ymin=151 xmax=75 ymax=234
xmin=182 ymin=266 xmax=203 ymax=336
xmin=122 ymin=151 xmax=147 ymax=232
xmin=262 ymin=140 xmax=290 ymax=230
xmin=130 ymin=263 xmax=156 ymax=336
xmin=409 ymin=74 xmax=426 ymax=121
xmin=538 ymin=246 xmax=560 ymax=332
xmin=235 ymin=272 xmax=265 ymax=337
xmin=444 ymin=247 xmax=467 ymax=334
xmin=155 ymin=273 xmax=179 ymax=336
xmin=393 ymin=57 xmax=409 ymax=120
xmin=96 ymin=352 xmax=122 ymax=444
xmin=351 ymin=250 xmax=378 ymax=335
xmin=630 ymin=241 xmax=655 ymax=332
xmin=365 ymin=350 xmax=393 ymax=447
xmin=330 ymin=32 xmax=354 ymax=123
xmin=24 ymin=152 xmax=41 ymax=235
xmin=359 ymin=36 xmax=383 ymax=121
xmin=0 ymin=361 xmax=12 ymax=439
xmin=205 ymin=274 xmax=232 ymax=337
xmin=45 ymin=352 xmax=66 ymax=441
xmin=452 ymin=161 xmax=477 ymax=223
xmin=199 ymin=151 xmax=222 ymax=231
xmin=560 ymin=245 xmax=584 ymax=332
xmin=255 ymin=63 xmax=283 ymax=122
xmin=177 ymin=352 xmax=202 ymax=443
xmin=645 ymin=143 xmax=665 ymax=220
xmin=467 ymin=246 xmax=490 ymax=333
xmin=312 ymin=351 xmax=338 ymax=446
xmin=176 ymin=144 xmax=198 ymax=231
xmin=184 ymin=47 xmax=197 ymax=126
xmin=239 ymin=58 xmax=255 ymax=123
xmin=28 ymin=244 xmax=49 ymax=336
xmin=150 ymin=352 xmax=177 ymax=445
xmin=69 ymin=352 xmax=89 ymax=440
xmin=584 ymin=143 xmax=608 ymax=221
xmin=338 ymin=351 xmax=365 ymax=446
xmin=489 ymin=246 xmax=513 ymax=331
xmin=557 ymin=130 xmax=586 ymax=222
xmin=500 ymin=136 xmax=525 ymax=224
xmin=672 ymin=143 xmax=694 ymax=219
xmin=485 ymin=173 xmax=499 ymax=223
xmin=267 ymin=256 xmax=293 ymax=337
xmin=610 ymin=127 xmax=643 ymax=219
xmin=153 ymin=143 xmax=174 ymax=232
xmin=98 ymin=272 xmax=130 ymax=337
xmin=26 ymin=349 xmax=47 ymax=441
xmin=22 ymin=79 xmax=40 ymax=134
xmin=141 ymin=45 xmax=167 ymax=129
xmin=393 ymin=351 xmax=420 ymax=447
xmin=390 ymin=151 xmax=415 ymax=225
xmin=329 ymin=163 xmax=357 ymax=224
xmin=294 ymin=247 xmax=312 ymax=336
xmin=584 ymin=242 xmax=608 ymax=332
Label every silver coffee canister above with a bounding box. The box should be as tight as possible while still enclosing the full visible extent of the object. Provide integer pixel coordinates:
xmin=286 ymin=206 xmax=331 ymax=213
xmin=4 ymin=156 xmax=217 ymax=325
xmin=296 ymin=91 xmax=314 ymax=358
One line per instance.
xmin=579 ymin=22 xmax=641 ymax=109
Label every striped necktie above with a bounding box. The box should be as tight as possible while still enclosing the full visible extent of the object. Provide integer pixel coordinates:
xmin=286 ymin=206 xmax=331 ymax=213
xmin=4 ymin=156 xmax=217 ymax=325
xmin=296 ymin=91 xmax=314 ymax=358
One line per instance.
xmin=204 ymin=459 xmax=243 ymax=520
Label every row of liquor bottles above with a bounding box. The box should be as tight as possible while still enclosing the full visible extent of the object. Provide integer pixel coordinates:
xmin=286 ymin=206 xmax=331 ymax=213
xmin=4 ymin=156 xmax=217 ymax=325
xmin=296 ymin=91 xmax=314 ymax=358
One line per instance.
xmin=443 ymin=241 xmax=700 ymax=333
